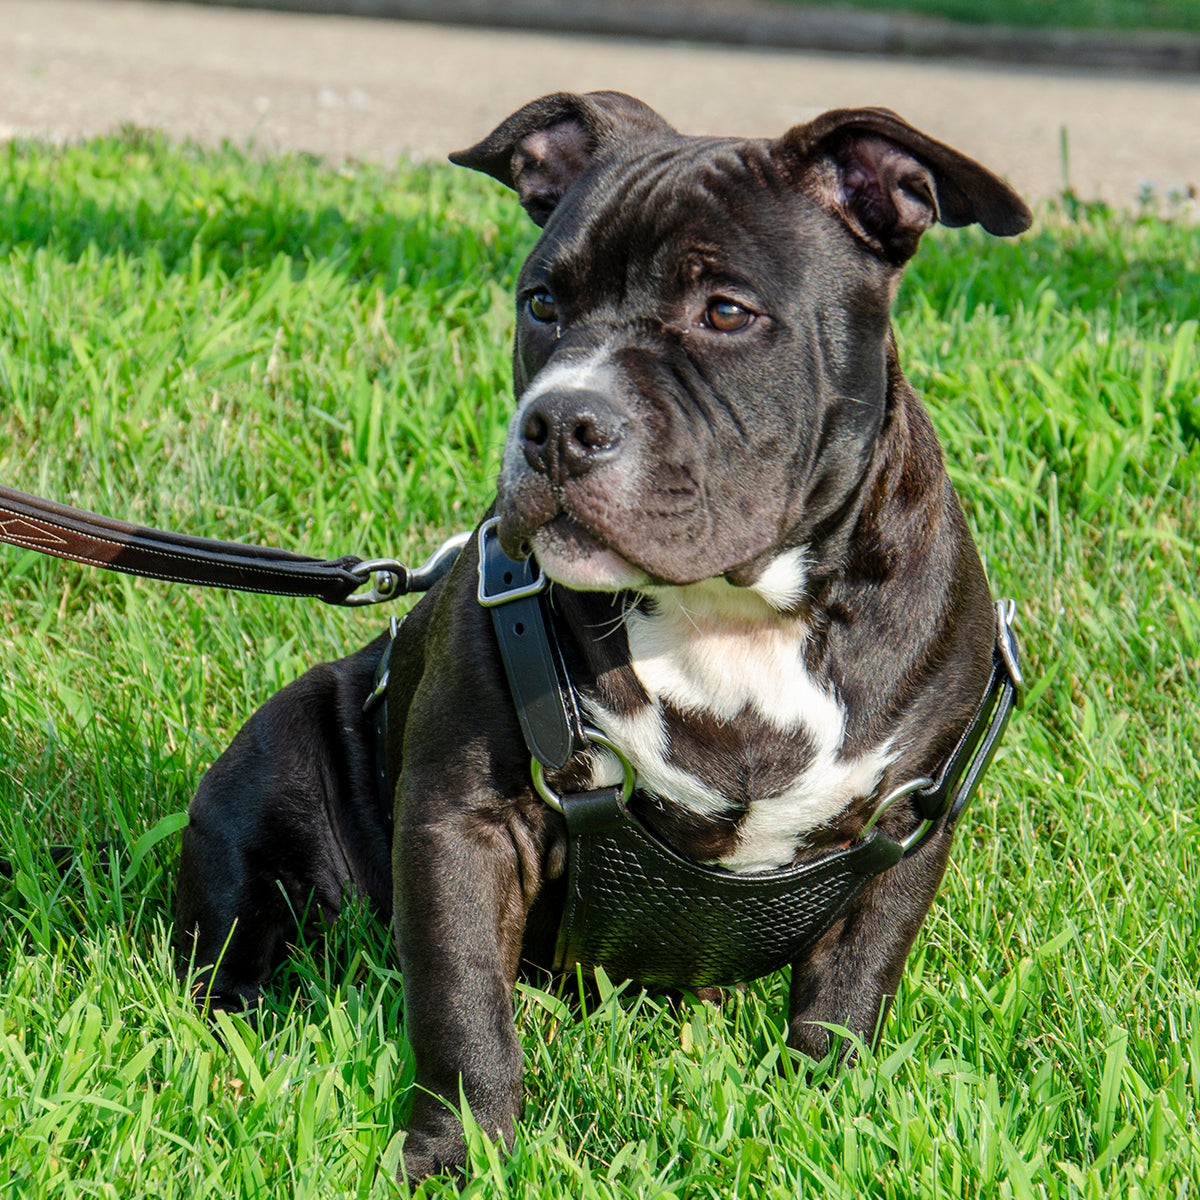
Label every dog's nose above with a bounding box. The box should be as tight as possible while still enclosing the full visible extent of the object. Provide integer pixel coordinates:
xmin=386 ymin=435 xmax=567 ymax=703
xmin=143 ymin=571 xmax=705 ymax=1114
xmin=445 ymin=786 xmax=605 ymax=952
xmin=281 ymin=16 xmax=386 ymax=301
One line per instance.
xmin=520 ymin=390 xmax=625 ymax=483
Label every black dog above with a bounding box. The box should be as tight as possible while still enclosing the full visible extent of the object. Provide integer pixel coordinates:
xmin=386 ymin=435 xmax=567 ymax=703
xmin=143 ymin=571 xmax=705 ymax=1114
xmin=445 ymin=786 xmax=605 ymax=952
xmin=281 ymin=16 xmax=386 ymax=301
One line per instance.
xmin=176 ymin=92 xmax=1030 ymax=1180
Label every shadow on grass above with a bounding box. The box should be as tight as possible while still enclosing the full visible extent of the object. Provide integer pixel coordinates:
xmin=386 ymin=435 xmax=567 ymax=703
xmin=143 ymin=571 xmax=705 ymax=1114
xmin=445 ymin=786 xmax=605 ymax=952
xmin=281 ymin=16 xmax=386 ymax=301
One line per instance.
xmin=0 ymin=126 xmax=525 ymax=291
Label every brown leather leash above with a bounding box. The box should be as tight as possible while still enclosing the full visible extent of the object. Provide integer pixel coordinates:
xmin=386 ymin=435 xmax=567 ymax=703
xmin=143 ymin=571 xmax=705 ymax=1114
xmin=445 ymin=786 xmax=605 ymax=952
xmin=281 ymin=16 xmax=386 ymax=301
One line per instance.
xmin=0 ymin=484 xmax=462 ymax=606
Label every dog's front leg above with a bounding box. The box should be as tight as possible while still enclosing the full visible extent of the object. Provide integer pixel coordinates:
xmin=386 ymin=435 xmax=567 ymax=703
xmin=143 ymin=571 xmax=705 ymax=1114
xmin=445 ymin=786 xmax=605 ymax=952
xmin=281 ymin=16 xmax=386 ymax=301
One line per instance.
xmin=392 ymin=774 xmax=539 ymax=1180
xmin=786 ymin=822 xmax=955 ymax=1065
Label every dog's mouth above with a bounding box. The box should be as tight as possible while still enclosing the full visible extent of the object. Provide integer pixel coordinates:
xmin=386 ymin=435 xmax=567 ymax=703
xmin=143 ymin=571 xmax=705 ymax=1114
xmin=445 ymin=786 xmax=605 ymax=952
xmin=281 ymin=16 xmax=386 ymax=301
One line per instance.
xmin=495 ymin=465 xmax=650 ymax=591
xmin=495 ymin=487 xmax=778 ymax=595
xmin=494 ymin=440 xmax=779 ymax=592
xmin=514 ymin=512 xmax=650 ymax=592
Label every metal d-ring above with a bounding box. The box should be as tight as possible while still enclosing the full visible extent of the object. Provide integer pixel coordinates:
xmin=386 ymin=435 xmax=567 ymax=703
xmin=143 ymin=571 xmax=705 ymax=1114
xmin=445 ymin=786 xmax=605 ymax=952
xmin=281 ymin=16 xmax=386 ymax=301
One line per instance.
xmin=531 ymin=727 xmax=636 ymax=814
xmin=859 ymin=775 xmax=936 ymax=851
xmin=996 ymin=597 xmax=1026 ymax=708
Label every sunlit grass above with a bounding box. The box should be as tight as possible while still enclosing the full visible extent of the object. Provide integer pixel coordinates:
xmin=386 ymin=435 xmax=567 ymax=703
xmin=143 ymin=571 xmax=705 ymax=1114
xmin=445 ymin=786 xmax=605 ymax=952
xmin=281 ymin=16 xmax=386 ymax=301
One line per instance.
xmin=0 ymin=132 xmax=1197 ymax=1197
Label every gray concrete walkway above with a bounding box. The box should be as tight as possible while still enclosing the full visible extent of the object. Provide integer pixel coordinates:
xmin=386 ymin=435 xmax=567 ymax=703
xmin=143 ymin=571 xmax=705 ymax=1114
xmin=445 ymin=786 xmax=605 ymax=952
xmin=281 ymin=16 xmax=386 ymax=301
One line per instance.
xmin=3 ymin=0 xmax=1198 ymax=209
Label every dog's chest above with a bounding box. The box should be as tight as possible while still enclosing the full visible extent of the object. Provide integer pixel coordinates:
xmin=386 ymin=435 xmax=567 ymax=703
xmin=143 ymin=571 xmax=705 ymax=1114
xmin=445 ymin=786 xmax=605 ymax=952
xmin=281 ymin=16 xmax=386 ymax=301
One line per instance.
xmin=581 ymin=589 xmax=896 ymax=874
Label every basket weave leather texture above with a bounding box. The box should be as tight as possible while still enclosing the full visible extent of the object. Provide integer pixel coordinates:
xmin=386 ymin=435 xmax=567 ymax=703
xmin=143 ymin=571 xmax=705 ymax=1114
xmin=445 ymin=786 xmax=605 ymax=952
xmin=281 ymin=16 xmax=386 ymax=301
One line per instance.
xmin=555 ymin=789 xmax=903 ymax=989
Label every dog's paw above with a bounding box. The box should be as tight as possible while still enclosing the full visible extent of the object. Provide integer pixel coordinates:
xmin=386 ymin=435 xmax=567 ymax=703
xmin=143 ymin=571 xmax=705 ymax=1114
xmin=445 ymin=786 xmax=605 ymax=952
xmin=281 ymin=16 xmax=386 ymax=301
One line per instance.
xmin=397 ymin=1130 xmax=468 ymax=1184
xmin=398 ymin=1102 xmax=520 ymax=1185
xmin=786 ymin=1019 xmax=862 ymax=1084
xmin=661 ymin=983 xmax=743 ymax=1009
xmin=185 ymin=972 xmax=263 ymax=1017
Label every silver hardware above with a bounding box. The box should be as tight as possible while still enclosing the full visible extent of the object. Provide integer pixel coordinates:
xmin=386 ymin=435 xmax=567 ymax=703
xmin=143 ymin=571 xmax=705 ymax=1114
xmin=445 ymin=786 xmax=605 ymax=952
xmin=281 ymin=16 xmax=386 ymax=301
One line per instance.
xmin=362 ymin=614 xmax=402 ymax=714
xmin=531 ymin=727 xmax=636 ymax=814
xmin=859 ymin=775 xmax=936 ymax=842
xmin=898 ymin=816 xmax=934 ymax=853
xmin=345 ymin=558 xmax=406 ymax=606
xmin=476 ymin=516 xmax=547 ymax=607
xmin=410 ymin=530 xmax=470 ymax=592
xmin=996 ymin=598 xmax=1025 ymax=708
xmin=345 ymin=530 xmax=471 ymax=606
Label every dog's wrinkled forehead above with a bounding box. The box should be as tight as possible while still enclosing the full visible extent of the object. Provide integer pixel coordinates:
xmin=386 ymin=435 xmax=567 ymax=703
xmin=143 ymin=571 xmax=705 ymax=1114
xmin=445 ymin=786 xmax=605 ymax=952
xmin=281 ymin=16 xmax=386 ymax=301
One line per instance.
xmin=525 ymin=136 xmax=802 ymax=300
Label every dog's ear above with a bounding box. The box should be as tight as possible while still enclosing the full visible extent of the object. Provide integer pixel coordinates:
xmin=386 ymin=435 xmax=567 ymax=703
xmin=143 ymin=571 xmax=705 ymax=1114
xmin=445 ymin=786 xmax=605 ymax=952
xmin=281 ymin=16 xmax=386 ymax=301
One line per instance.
xmin=450 ymin=91 xmax=677 ymax=226
xmin=775 ymin=107 xmax=1032 ymax=265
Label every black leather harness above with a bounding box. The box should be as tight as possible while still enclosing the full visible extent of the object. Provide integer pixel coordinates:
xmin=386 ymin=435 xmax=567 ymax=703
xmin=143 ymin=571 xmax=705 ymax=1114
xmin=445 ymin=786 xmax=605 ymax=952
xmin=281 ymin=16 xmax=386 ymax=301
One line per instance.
xmin=476 ymin=518 xmax=1023 ymax=990
xmin=370 ymin=519 xmax=1023 ymax=991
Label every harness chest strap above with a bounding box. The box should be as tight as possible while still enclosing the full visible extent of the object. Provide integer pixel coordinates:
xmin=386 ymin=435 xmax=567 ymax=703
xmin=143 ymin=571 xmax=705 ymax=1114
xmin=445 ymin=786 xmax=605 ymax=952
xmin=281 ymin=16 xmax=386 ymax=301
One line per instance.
xmin=474 ymin=522 xmax=1023 ymax=987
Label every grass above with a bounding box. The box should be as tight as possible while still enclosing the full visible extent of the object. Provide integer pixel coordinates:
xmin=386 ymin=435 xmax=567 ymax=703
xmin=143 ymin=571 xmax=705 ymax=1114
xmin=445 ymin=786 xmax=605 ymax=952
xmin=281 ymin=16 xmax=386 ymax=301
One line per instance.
xmin=0 ymin=129 xmax=1197 ymax=1197
xmin=773 ymin=0 xmax=1200 ymax=33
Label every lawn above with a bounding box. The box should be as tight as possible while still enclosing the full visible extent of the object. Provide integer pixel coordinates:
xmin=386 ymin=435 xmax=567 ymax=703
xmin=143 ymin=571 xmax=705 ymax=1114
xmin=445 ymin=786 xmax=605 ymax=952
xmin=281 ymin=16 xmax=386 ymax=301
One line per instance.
xmin=0 ymin=131 xmax=1197 ymax=1197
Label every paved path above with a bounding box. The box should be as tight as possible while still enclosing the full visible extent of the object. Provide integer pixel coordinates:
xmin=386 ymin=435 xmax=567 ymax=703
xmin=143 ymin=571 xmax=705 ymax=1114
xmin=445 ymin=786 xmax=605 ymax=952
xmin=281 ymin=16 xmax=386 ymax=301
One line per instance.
xmin=3 ymin=0 xmax=1198 ymax=209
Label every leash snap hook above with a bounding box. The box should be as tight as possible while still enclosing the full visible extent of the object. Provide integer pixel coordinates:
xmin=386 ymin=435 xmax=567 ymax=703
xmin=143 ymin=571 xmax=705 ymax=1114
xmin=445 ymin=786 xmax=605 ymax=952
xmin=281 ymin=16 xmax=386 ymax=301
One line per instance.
xmin=344 ymin=531 xmax=472 ymax=606
xmin=344 ymin=558 xmax=409 ymax=606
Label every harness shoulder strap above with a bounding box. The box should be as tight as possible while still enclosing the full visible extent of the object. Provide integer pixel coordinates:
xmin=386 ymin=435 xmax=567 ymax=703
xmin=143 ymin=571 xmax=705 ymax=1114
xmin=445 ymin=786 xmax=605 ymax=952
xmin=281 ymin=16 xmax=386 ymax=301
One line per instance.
xmin=476 ymin=518 xmax=586 ymax=772
xmin=912 ymin=600 xmax=1024 ymax=824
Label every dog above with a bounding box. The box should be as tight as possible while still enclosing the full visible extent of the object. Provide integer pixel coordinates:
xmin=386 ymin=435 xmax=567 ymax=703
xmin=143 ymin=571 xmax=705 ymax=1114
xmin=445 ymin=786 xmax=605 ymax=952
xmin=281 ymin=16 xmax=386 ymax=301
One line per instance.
xmin=175 ymin=91 xmax=1031 ymax=1180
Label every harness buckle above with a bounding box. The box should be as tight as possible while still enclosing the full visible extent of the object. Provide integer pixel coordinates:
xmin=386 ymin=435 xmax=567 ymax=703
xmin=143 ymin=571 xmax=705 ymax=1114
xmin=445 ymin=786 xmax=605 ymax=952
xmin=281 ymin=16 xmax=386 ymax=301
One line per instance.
xmin=476 ymin=517 xmax=547 ymax=607
xmin=996 ymin=598 xmax=1026 ymax=708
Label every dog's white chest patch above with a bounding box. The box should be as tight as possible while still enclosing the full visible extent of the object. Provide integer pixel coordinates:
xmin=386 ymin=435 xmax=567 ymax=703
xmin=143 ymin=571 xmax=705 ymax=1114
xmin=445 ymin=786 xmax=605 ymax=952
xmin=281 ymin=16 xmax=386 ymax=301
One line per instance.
xmin=585 ymin=578 xmax=896 ymax=873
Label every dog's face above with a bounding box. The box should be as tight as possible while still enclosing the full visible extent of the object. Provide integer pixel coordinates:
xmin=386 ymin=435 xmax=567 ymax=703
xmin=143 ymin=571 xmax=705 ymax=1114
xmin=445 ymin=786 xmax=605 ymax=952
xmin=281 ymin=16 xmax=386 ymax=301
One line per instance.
xmin=502 ymin=138 xmax=896 ymax=595
xmin=453 ymin=93 xmax=1030 ymax=596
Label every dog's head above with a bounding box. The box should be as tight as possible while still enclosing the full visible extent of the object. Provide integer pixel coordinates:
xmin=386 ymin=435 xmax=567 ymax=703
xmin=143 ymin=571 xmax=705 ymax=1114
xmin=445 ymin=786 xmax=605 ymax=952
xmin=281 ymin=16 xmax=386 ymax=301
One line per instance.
xmin=452 ymin=92 xmax=1030 ymax=599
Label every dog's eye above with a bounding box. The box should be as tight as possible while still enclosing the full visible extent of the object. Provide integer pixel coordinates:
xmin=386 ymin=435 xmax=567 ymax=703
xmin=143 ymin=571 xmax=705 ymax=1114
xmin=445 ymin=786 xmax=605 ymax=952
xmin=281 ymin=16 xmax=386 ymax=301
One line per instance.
xmin=528 ymin=291 xmax=558 ymax=324
xmin=703 ymin=298 xmax=754 ymax=333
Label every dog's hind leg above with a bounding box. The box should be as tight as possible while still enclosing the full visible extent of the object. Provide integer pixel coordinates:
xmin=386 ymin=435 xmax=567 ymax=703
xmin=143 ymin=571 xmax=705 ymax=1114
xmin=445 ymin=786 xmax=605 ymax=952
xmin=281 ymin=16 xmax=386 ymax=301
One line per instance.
xmin=175 ymin=636 xmax=394 ymax=1010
